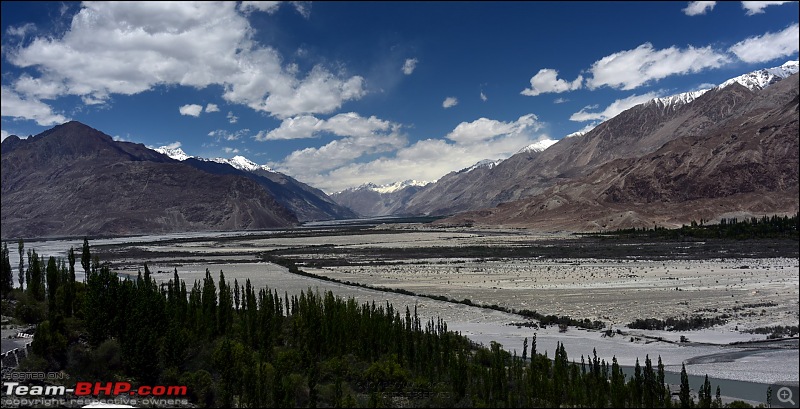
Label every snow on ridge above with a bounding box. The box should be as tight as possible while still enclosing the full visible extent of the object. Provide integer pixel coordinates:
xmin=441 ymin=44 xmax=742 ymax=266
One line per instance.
xmin=644 ymin=60 xmax=798 ymax=111
xmin=565 ymin=130 xmax=588 ymax=138
xmin=462 ymin=158 xmax=503 ymax=173
xmin=225 ymin=155 xmax=259 ymax=172
xmin=371 ymin=179 xmax=430 ymax=193
xmin=208 ymin=155 xmax=273 ymax=172
xmin=719 ymin=60 xmax=798 ymax=91
xmin=517 ymin=138 xmax=558 ymax=154
xmin=152 ymin=146 xmax=273 ymax=172
xmin=649 ymin=89 xmax=710 ymax=109
xmin=154 ymin=146 xmax=191 ymax=161
xmin=340 ymin=180 xmax=431 ymax=194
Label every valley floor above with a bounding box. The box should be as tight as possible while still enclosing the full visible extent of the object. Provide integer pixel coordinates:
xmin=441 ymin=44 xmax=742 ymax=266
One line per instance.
xmin=8 ymin=222 xmax=799 ymax=402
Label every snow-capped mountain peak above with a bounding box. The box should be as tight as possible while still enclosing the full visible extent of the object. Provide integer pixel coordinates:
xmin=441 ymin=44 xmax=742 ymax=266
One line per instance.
xmin=719 ymin=60 xmax=798 ymax=91
xmin=462 ymin=159 xmax=503 ymax=173
xmin=565 ymin=130 xmax=588 ymax=139
xmin=638 ymin=60 xmax=798 ymax=114
xmin=155 ymin=146 xmax=191 ymax=161
xmin=517 ymin=138 xmax=558 ymax=154
xmin=649 ymin=89 xmax=711 ymax=109
xmin=218 ymin=155 xmax=258 ymax=172
xmin=207 ymin=155 xmax=274 ymax=172
xmin=370 ymin=179 xmax=430 ymax=193
xmin=342 ymin=180 xmax=430 ymax=194
xmin=151 ymin=146 xmax=273 ymax=172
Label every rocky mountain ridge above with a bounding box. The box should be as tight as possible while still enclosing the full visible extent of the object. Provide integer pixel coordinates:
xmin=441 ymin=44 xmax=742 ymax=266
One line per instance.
xmin=439 ymin=72 xmax=799 ymax=230
xmin=0 ymin=121 xmax=353 ymax=239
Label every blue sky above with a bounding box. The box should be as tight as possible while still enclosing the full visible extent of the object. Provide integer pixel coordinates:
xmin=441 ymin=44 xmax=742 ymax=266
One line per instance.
xmin=1 ymin=1 xmax=798 ymax=193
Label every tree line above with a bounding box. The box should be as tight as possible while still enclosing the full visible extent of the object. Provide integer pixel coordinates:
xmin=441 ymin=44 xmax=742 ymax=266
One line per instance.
xmin=589 ymin=214 xmax=798 ymax=240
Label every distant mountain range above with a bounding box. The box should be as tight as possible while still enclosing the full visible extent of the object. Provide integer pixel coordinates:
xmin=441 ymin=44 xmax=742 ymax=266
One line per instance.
xmin=2 ymin=61 xmax=796 ymax=237
xmin=330 ymin=180 xmax=430 ymax=217
xmin=330 ymin=140 xmax=559 ymax=218
xmin=0 ymin=122 xmax=354 ymax=239
xmin=153 ymin=147 xmax=356 ymax=222
xmin=439 ymin=64 xmax=799 ymax=230
xmin=332 ymin=61 xmax=798 ymax=230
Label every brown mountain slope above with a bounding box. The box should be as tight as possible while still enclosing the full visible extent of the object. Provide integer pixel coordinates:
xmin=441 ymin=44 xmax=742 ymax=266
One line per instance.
xmin=400 ymin=81 xmax=762 ymax=217
xmin=439 ymin=74 xmax=799 ymax=231
xmin=1 ymin=121 xmax=298 ymax=239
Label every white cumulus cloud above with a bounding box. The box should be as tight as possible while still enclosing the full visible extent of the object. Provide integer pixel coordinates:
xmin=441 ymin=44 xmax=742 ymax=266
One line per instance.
xmin=442 ymin=97 xmax=458 ymax=108
xmin=402 ymin=58 xmax=418 ymax=75
xmin=304 ymin=131 xmax=553 ymax=193
xmin=1 ymin=87 xmax=69 ymax=126
xmin=257 ymin=112 xmax=395 ymax=140
xmin=683 ymin=1 xmax=716 ymax=16
xmin=445 ymin=114 xmax=542 ymax=144
xmin=208 ymin=129 xmax=250 ymax=141
xmin=272 ymin=113 xmax=551 ymax=193
xmin=238 ymin=1 xmax=282 ymax=14
xmin=569 ymin=92 xmax=660 ymax=122
xmin=4 ymin=2 xmax=363 ymax=122
xmin=741 ymin=1 xmax=792 ymax=15
xmin=521 ymin=69 xmax=583 ymax=96
xmin=273 ymin=132 xmax=407 ymax=180
xmin=238 ymin=1 xmax=310 ymax=17
xmin=6 ymin=22 xmax=36 ymax=38
xmin=586 ymin=43 xmax=729 ymax=90
xmin=728 ymin=23 xmax=799 ymax=63
xmin=205 ymin=103 xmax=220 ymax=113
xmin=179 ymin=104 xmax=203 ymax=117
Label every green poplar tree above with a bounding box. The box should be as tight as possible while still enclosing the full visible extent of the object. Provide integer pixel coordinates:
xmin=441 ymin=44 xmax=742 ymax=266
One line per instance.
xmin=28 ymin=249 xmax=44 ymax=301
xmin=644 ymin=355 xmax=656 ymax=408
xmin=610 ymin=356 xmax=626 ymax=407
xmin=65 ymin=247 xmax=76 ymax=317
xmin=658 ymin=356 xmax=667 ymax=406
xmin=17 ymin=239 xmax=24 ymax=289
xmin=699 ymin=375 xmax=712 ymax=408
xmin=1 ymin=242 xmax=12 ymax=295
xmin=45 ymin=256 xmax=60 ymax=317
xmin=81 ymin=238 xmax=91 ymax=276
xmin=201 ymin=269 xmax=217 ymax=339
xmin=680 ymin=363 xmax=692 ymax=408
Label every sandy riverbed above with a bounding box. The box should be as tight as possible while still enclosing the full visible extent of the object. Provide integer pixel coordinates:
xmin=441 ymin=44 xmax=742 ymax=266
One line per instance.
xmin=8 ymin=226 xmax=798 ymax=386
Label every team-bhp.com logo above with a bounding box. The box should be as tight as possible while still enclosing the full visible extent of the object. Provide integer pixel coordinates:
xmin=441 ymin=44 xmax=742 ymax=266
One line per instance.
xmin=5 ymin=381 xmax=187 ymax=397
xmin=3 ymin=381 xmax=189 ymax=407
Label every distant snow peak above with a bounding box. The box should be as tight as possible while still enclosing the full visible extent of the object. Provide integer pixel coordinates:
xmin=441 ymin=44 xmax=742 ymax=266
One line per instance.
xmin=650 ymin=89 xmax=710 ymax=109
xmin=643 ymin=60 xmax=799 ymax=112
xmin=369 ymin=179 xmax=430 ymax=194
xmin=518 ymin=138 xmax=558 ymax=154
xmin=338 ymin=180 xmax=430 ymax=194
xmin=155 ymin=146 xmax=191 ymax=161
xmin=210 ymin=155 xmax=273 ymax=172
xmin=719 ymin=60 xmax=799 ymax=91
xmin=152 ymin=147 xmax=273 ymax=171
xmin=565 ymin=131 xmax=587 ymax=139
xmin=463 ymin=158 xmax=503 ymax=173
xmin=229 ymin=155 xmax=259 ymax=172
